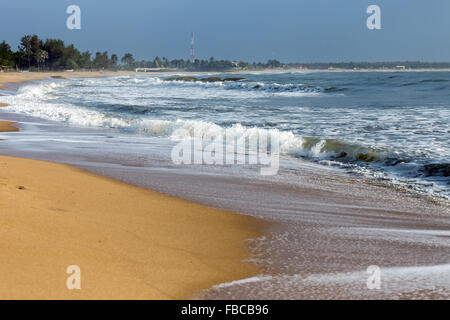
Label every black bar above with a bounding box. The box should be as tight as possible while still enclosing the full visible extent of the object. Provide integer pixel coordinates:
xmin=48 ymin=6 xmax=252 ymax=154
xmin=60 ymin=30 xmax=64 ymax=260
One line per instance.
xmin=0 ymin=300 xmax=446 ymax=318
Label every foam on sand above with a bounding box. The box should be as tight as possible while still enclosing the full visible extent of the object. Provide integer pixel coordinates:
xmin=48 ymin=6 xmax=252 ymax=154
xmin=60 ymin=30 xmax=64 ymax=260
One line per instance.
xmin=200 ymin=264 xmax=450 ymax=299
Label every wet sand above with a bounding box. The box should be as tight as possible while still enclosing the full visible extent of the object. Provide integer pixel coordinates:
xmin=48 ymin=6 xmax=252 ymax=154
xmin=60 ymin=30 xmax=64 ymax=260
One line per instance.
xmin=2 ymin=116 xmax=448 ymax=299
xmin=1 ymin=74 xmax=449 ymax=299
xmin=0 ymin=103 xmax=18 ymax=132
xmin=0 ymin=120 xmax=18 ymax=132
xmin=74 ymin=155 xmax=449 ymax=299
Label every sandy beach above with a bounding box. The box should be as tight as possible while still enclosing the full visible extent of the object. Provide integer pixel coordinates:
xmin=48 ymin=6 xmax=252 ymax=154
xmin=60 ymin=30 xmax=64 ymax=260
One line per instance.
xmin=0 ymin=153 xmax=265 ymax=299
xmin=0 ymin=72 xmax=267 ymax=299
xmin=1 ymin=0 xmax=449 ymax=307
xmin=1 ymin=71 xmax=449 ymax=300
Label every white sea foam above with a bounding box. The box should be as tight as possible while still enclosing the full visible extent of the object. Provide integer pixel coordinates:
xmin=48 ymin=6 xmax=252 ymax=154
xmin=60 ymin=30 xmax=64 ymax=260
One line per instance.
xmin=0 ymin=83 xmax=431 ymax=163
xmin=1 ymin=74 xmax=448 ymax=199
xmin=212 ymin=275 xmax=273 ymax=289
xmin=202 ymin=264 xmax=450 ymax=299
xmin=159 ymin=78 xmax=326 ymax=95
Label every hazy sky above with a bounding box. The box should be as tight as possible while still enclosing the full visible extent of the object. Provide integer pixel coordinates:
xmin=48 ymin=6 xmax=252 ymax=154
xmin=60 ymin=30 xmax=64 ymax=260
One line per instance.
xmin=1 ymin=0 xmax=449 ymax=62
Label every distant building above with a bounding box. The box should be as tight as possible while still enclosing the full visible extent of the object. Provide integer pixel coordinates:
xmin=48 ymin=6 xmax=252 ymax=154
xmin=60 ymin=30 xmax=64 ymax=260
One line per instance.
xmin=136 ymin=68 xmax=166 ymax=72
xmin=395 ymin=65 xmax=406 ymax=70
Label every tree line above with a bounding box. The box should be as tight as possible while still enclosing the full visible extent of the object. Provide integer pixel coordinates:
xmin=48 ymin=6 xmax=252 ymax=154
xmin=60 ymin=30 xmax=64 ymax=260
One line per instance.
xmin=0 ymin=34 xmax=285 ymax=72
xmin=0 ymin=35 xmax=124 ymax=71
xmin=1 ymin=34 xmax=449 ymax=72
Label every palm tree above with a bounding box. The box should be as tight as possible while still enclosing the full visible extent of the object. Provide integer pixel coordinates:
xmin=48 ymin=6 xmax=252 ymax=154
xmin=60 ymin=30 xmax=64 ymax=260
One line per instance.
xmin=19 ymin=35 xmax=33 ymax=69
xmin=35 ymin=49 xmax=48 ymax=71
xmin=121 ymin=53 xmax=135 ymax=69
xmin=110 ymin=54 xmax=118 ymax=67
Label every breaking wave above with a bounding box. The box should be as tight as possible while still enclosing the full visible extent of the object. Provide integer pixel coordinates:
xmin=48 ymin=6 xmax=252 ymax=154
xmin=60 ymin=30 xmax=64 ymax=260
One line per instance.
xmin=0 ymin=81 xmax=436 ymax=166
xmin=1 ymin=75 xmax=448 ymax=199
xmin=0 ymin=85 xmax=399 ymax=165
xmin=157 ymin=76 xmax=332 ymax=95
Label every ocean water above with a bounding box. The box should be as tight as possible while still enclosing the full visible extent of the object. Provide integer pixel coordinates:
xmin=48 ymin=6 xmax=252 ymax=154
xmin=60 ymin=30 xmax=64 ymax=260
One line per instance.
xmin=1 ymin=71 xmax=449 ymax=199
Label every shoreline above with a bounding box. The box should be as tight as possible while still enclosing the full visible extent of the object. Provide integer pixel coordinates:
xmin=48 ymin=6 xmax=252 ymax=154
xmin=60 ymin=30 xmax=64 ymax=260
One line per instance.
xmin=0 ymin=100 xmax=17 ymax=132
xmin=0 ymin=153 xmax=267 ymax=299
xmin=1 ymin=72 xmax=449 ymax=299
xmin=0 ymin=101 xmax=18 ymax=132
xmin=0 ymin=71 xmax=137 ymax=86
xmin=0 ymin=74 xmax=269 ymax=299
xmin=1 ymin=67 xmax=450 ymax=87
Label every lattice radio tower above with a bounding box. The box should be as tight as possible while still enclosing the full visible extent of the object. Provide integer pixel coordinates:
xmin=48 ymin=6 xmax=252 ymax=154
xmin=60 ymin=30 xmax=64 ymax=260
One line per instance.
xmin=190 ymin=32 xmax=195 ymax=63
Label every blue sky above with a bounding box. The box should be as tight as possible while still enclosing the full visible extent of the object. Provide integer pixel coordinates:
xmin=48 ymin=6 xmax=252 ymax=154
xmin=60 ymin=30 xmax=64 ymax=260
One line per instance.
xmin=1 ymin=0 xmax=449 ymax=62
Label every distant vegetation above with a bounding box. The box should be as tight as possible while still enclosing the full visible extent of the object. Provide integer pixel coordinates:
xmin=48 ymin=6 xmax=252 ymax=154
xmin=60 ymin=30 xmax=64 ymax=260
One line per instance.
xmin=1 ymin=35 xmax=450 ymax=72
xmin=0 ymin=35 xmax=120 ymax=71
xmin=287 ymin=61 xmax=450 ymax=70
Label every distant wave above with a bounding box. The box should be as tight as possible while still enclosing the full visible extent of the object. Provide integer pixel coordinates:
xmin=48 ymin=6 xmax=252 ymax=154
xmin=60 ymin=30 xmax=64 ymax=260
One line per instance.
xmin=401 ymin=78 xmax=450 ymax=87
xmin=419 ymin=79 xmax=450 ymax=83
xmin=419 ymin=163 xmax=450 ymax=178
xmin=160 ymin=77 xmax=333 ymax=95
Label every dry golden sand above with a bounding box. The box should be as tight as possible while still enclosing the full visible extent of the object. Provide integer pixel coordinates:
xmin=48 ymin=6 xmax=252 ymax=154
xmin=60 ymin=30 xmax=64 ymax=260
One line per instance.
xmin=0 ymin=155 xmax=265 ymax=299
